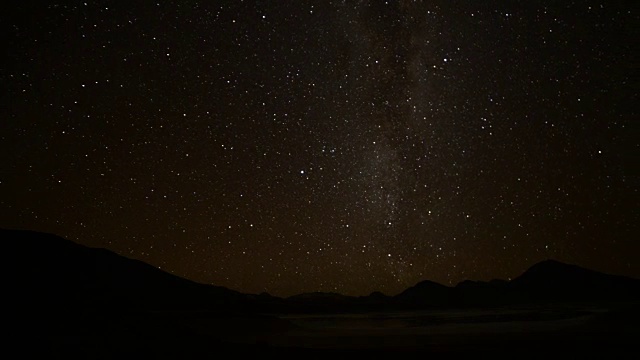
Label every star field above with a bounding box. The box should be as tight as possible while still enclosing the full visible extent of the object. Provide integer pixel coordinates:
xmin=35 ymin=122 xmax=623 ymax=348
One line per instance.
xmin=1 ymin=1 xmax=637 ymax=296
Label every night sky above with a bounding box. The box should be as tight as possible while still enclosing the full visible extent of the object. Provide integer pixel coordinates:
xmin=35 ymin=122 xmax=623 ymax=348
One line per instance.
xmin=2 ymin=1 xmax=637 ymax=297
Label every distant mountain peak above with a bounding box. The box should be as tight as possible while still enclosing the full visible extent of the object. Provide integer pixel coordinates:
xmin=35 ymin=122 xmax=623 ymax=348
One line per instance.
xmin=394 ymin=279 xmax=451 ymax=306
xmin=515 ymin=259 xmax=595 ymax=282
xmin=510 ymin=259 xmax=640 ymax=301
xmin=527 ymin=258 xmax=576 ymax=270
xmin=413 ymin=279 xmax=448 ymax=289
xmin=368 ymin=291 xmax=388 ymax=298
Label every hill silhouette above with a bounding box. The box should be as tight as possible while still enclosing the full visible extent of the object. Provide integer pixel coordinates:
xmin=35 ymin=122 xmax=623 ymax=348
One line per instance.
xmin=4 ymin=228 xmax=640 ymax=313
xmin=4 ymin=229 xmax=639 ymax=357
xmin=510 ymin=259 xmax=640 ymax=301
xmin=4 ymin=228 xmax=250 ymax=313
xmin=395 ymin=280 xmax=452 ymax=307
xmin=3 ymin=228 xmax=292 ymax=358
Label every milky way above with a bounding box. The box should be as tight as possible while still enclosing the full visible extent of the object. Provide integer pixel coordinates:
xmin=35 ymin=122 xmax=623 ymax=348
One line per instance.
xmin=1 ymin=1 xmax=636 ymax=296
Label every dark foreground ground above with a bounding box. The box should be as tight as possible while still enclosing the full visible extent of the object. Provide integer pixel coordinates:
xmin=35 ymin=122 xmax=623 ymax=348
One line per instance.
xmin=15 ymin=304 xmax=639 ymax=358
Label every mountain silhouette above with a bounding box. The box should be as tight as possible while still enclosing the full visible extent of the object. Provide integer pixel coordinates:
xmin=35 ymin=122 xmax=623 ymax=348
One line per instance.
xmin=4 ymin=228 xmax=639 ymax=357
xmin=4 ymin=228 xmax=294 ymax=358
xmin=510 ymin=259 xmax=640 ymax=302
xmin=3 ymin=228 xmax=250 ymax=313
xmin=395 ymin=280 xmax=452 ymax=307
xmin=5 ymin=228 xmax=640 ymax=314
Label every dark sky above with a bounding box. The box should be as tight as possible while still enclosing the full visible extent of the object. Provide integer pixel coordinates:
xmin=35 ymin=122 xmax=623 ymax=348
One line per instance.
xmin=1 ymin=1 xmax=637 ymax=296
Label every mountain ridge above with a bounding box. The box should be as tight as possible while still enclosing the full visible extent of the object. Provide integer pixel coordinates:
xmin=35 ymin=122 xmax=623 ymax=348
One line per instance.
xmin=3 ymin=228 xmax=639 ymax=313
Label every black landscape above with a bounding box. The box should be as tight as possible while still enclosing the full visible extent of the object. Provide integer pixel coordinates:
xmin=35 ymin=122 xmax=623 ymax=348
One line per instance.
xmin=5 ymin=229 xmax=639 ymax=357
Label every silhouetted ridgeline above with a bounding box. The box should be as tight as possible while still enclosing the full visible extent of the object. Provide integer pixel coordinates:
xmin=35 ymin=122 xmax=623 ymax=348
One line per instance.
xmin=3 ymin=229 xmax=640 ymax=314
xmin=3 ymin=229 xmax=251 ymax=313
xmin=4 ymin=228 xmax=293 ymax=358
